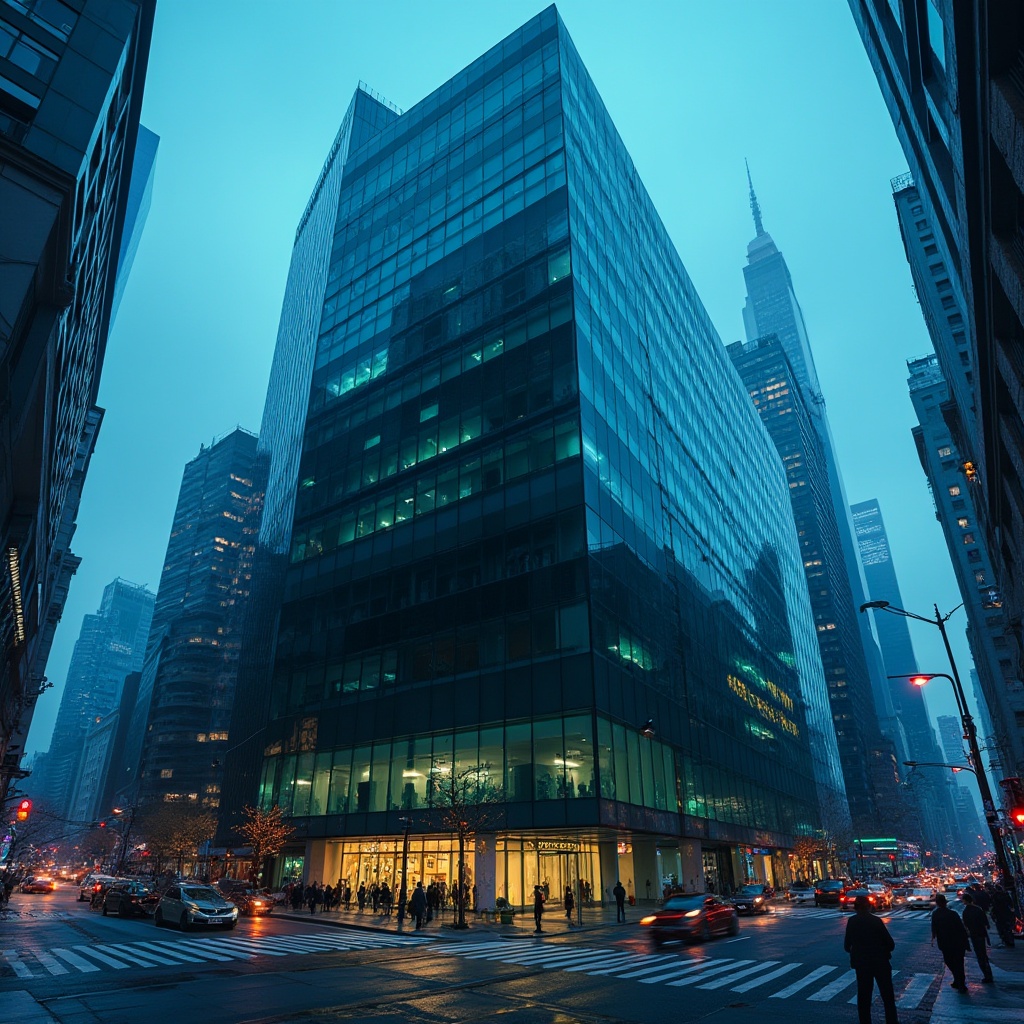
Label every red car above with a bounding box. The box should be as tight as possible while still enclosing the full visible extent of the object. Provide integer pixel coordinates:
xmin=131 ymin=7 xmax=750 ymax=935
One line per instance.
xmin=640 ymin=894 xmax=739 ymax=945
xmin=840 ymin=888 xmax=880 ymax=911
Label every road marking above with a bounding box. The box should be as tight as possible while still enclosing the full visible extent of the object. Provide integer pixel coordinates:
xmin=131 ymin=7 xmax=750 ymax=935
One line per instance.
xmin=807 ymin=968 xmax=856 ymax=1001
xmin=612 ymin=957 xmax=706 ymax=979
xmin=587 ymin=954 xmax=675 ymax=975
xmin=770 ymin=965 xmax=838 ymax=998
xmin=134 ymin=941 xmax=207 ymax=963
xmin=155 ymin=939 xmax=249 ymax=961
xmin=2 ymin=949 xmax=34 ymax=978
xmin=896 ymin=972 xmax=935 ymax=1008
xmin=639 ymin=959 xmax=728 ymax=984
xmin=564 ymin=953 xmax=640 ymax=972
xmin=723 ymin=935 xmax=751 ymax=943
xmin=93 ymin=943 xmax=179 ymax=967
xmin=669 ymin=959 xmax=755 ymax=988
xmin=72 ymin=945 xmax=132 ymax=969
xmin=50 ymin=948 xmax=100 ymax=972
xmin=697 ymin=960 xmax=779 ymax=989
xmin=731 ymin=962 xmax=801 ymax=992
xmin=30 ymin=950 xmax=69 ymax=976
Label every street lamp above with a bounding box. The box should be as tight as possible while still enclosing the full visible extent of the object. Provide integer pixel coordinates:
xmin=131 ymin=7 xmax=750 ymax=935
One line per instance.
xmin=396 ymin=816 xmax=412 ymax=932
xmin=859 ymin=599 xmax=1013 ymax=888
xmin=903 ymin=760 xmax=976 ymax=776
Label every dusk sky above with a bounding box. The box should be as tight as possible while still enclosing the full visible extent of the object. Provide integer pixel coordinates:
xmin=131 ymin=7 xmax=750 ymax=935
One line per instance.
xmin=26 ymin=0 xmax=979 ymax=768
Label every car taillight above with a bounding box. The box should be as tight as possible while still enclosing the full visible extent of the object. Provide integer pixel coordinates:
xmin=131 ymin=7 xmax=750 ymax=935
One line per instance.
xmin=815 ymin=889 xmax=823 ymax=894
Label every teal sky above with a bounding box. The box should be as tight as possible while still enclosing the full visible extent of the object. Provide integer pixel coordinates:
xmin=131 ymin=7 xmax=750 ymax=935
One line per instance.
xmin=27 ymin=1 xmax=980 ymax=782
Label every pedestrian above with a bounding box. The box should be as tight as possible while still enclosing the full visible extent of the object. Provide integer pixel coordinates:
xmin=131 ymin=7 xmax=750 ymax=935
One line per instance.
xmin=931 ymin=893 xmax=970 ymax=991
xmin=613 ymin=880 xmax=627 ymax=922
xmin=533 ymin=884 xmax=546 ymax=933
xmin=371 ymin=882 xmax=380 ymax=913
xmin=843 ymin=894 xmax=899 ymax=1024
xmin=564 ymin=885 xmax=575 ymax=928
xmin=343 ymin=884 xmax=352 ymax=910
xmin=990 ymin=886 xmax=1016 ymax=948
xmin=357 ymin=882 xmax=366 ymax=913
xmin=305 ymin=882 xmax=317 ymax=915
xmin=960 ymin=891 xmax=994 ymax=984
xmin=322 ymin=883 xmax=334 ymax=912
xmin=410 ymin=881 xmax=427 ymax=930
xmin=290 ymin=884 xmax=303 ymax=912
xmin=380 ymin=882 xmax=392 ymax=916
xmin=427 ymin=882 xmax=440 ymax=923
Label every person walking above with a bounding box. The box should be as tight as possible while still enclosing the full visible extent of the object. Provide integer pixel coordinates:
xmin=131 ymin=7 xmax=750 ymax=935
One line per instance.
xmin=357 ymin=882 xmax=367 ymax=913
xmin=960 ymin=891 xmax=994 ymax=983
xmin=564 ymin=885 xmax=575 ymax=928
xmin=613 ymin=880 xmax=627 ymax=923
xmin=380 ymin=882 xmax=392 ymax=916
xmin=843 ymin=894 xmax=899 ymax=1024
xmin=990 ymin=885 xmax=1016 ymax=948
xmin=931 ymin=893 xmax=970 ymax=991
xmin=305 ymin=882 xmax=318 ymax=915
xmin=410 ymin=881 xmax=427 ymax=930
xmin=533 ymin=884 xmax=546 ymax=933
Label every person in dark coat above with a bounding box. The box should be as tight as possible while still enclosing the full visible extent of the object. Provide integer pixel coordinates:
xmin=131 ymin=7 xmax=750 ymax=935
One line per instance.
xmin=357 ymin=883 xmax=366 ymax=913
xmin=990 ymin=886 xmax=1016 ymax=948
xmin=613 ymin=880 xmax=627 ymax=922
xmin=960 ymin=891 xmax=994 ymax=983
xmin=564 ymin=885 xmax=575 ymax=928
xmin=844 ymin=894 xmax=899 ymax=1024
xmin=533 ymin=885 xmax=546 ymax=933
xmin=931 ymin=893 xmax=970 ymax=991
xmin=409 ymin=881 xmax=427 ymax=930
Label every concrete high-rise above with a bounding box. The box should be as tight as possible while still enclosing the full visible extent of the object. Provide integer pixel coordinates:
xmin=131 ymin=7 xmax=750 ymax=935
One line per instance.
xmin=0 ymin=0 xmax=156 ymax=803
xmin=30 ymin=578 xmax=154 ymax=815
xmin=223 ymin=6 xmax=846 ymax=901
xmin=120 ymin=429 xmax=258 ymax=811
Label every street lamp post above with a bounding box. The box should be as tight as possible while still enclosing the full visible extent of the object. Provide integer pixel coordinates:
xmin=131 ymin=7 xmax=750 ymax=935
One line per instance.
xmin=860 ymin=600 xmax=1014 ymax=888
xmin=396 ymin=816 xmax=412 ymax=932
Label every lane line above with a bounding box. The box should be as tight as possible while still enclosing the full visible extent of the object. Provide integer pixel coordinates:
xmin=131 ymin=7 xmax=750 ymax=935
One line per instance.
xmin=770 ymin=965 xmax=838 ymax=998
xmin=731 ymin=962 xmax=801 ymax=992
xmin=807 ymin=968 xmax=856 ymax=1001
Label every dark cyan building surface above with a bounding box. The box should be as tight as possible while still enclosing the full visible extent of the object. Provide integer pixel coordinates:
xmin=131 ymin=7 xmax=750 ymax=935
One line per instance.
xmin=227 ymin=6 xmax=844 ymax=903
xmin=119 ymin=428 xmax=258 ymax=812
xmin=0 ymin=0 xmax=156 ymax=802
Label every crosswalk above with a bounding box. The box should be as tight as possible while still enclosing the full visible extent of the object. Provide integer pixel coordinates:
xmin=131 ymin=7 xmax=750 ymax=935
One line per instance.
xmin=433 ymin=940 xmax=938 ymax=1008
xmin=772 ymin=906 xmax=928 ymax=921
xmin=0 ymin=928 xmax=432 ymax=980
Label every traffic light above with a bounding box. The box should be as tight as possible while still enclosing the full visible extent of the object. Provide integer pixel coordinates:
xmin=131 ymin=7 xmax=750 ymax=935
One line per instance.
xmin=999 ymin=777 xmax=1024 ymax=830
xmin=15 ymin=798 xmax=31 ymax=822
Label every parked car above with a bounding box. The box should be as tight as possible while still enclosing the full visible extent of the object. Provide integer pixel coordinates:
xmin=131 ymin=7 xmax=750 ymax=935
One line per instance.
xmin=79 ymin=874 xmax=115 ymax=902
xmin=905 ymin=888 xmax=938 ymax=909
xmin=229 ymin=889 xmax=275 ymax=916
xmin=21 ymin=876 xmax=56 ymax=893
xmin=786 ymin=883 xmax=815 ymax=904
xmin=814 ymin=879 xmax=849 ymax=907
xmin=89 ymin=877 xmax=118 ymax=909
xmin=640 ymin=894 xmax=739 ymax=945
xmin=103 ymin=880 xmax=158 ymax=918
xmin=730 ymin=884 xmax=772 ymax=914
xmin=154 ymin=884 xmax=238 ymax=930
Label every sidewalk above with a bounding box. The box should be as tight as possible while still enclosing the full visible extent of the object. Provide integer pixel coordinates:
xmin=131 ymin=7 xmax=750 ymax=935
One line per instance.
xmin=274 ymin=901 xmax=640 ymax=940
xmin=928 ymin=957 xmax=1024 ymax=1023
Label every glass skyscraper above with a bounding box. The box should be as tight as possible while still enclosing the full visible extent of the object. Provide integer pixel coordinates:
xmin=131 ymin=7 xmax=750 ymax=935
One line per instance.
xmin=226 ymin=6 xmax=844 ymax=903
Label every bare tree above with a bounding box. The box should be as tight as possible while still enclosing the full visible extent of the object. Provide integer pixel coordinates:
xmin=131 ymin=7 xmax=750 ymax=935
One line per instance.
xmin=140 ymin=805 xmax=217 ymax=875
xmin=430 ymin=763 xmax=503 ymax=928
xmin=234 ymin=804 xmax=295 ymax=887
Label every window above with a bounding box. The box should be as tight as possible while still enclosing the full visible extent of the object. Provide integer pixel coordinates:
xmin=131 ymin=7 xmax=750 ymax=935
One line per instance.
xmin=958 ymin=517 xmax=969 ymax=528
xmin=975 ymin=571 xmax=987 ymax=584
xmin=160 ymin=769 xmax=173 ymax=779
xmin=938 ymin=446 xmax=952 ymax=457
xmin=963 ymin=534 xmax=975 ymax=544
xmin=948 ymin=485 xmax=961 ymax=496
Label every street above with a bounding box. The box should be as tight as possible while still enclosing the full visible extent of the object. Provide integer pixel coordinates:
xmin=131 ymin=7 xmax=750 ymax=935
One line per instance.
xmin=5 ymin=886 xmax=1020 ymax=1024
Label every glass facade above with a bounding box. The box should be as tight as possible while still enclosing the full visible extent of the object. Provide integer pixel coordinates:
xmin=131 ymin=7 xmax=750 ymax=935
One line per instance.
xmin=229 ymin=7 xmax=844 ymax=902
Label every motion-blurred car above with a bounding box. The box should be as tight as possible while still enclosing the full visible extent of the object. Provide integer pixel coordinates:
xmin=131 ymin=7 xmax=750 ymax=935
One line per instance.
xmin=730 ymin=884 xmax=772 ymax=914
xmin=905 ymin=888 xmax=938 ymax=909
xmin=640 ymin=894 xmax=739 ymax=946
xmin=786 ymin=883 xmax=815 ymax=904
xmin=79 ymin=873 xmax=115 ymax=902
xmin=21 ymin=876 xmax=56 ymax=893
xmin=154 ymin=884 xmax=238 ymax=930
xmin=230 ymin=889 xmax=275 ymax=916
xmin=102 ymin=880 xmax=158 ymax=918
xmin=814 ymin=879 xmax=849 ymax=907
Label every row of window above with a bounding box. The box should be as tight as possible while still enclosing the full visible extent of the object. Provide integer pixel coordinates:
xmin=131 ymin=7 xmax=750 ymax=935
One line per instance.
xmin=290 ymin=415 xmax=581 ymax=563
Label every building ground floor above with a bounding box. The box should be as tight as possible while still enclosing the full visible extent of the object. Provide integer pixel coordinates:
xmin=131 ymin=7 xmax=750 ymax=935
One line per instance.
xmin=272 ymin=828 xmax=815 ymax=909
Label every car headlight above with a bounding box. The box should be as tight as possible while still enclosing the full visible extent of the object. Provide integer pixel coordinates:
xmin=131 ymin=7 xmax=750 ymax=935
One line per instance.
xmin=640 ymin=915 xmax=656 ymax=925
xmin=684 ymin=909 xmax=701 ymax=918
xmin=753 ymin=897 xmax=763 ymax=904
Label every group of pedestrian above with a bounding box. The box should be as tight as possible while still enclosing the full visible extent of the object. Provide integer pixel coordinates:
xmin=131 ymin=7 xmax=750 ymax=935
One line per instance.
xmin=844 ymin=880 xmax=1019 ymax=1024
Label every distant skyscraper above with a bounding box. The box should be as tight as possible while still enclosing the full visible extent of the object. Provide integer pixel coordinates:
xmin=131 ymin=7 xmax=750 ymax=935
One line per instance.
xmin=224 ymin=7 xmax=845 ymax=900
xmin=0 ymin=0 xmax=156 ymax=803
xmin=121 ymin=429 xmax=258 ymax=810
xmin=852 ymin=499 xmax=961 ymax=857
xmin=907 ymin=354 xmax=1024 ymax=779
xmin=728 ymin=334 xmax=898 ymax=836
xmin=31 ymin=579 xmax=154 ymax=814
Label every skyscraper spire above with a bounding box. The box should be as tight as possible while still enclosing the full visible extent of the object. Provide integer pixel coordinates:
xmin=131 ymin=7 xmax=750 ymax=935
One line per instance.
xmin=746 ymin=158 xmax=764 ymax=236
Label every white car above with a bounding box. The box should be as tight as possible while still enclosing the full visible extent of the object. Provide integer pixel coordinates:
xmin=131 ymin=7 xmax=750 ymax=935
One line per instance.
xmin=786 ymin=884 xmax=815 ymax=904
xmin=904 ymin=888 xmax=937 ymax=909
xmin=154 ymin=883 xmax=238 ymax=930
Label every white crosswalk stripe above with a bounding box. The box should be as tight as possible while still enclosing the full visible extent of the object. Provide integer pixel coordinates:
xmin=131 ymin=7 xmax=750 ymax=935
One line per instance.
xmin=896 ymin=972 xmax=935 ymax=1009
xmin=770 ymin=965 xmax=837 ymax=998
xmin=847 ymin=970 xmax=899 ymax=1002
xmin=807 ymin=968 xmax=857 ymax=1000
xmin=1 ymin=929 xmax=433 ymax=979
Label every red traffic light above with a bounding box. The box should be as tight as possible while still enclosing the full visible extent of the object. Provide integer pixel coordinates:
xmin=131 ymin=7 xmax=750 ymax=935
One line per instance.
xmin=15 ymin=798 xmax=31 ymax=821
xmin=1013 ymin=809 xmax=1024 ymax=827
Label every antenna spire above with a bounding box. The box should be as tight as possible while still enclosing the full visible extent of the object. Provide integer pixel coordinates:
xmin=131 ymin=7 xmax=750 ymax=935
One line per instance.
xmin=746 ymin=158 xmax=764 ymax=236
